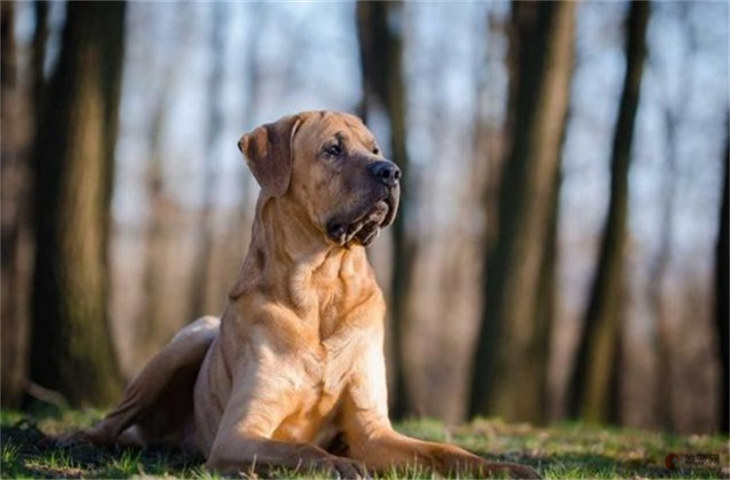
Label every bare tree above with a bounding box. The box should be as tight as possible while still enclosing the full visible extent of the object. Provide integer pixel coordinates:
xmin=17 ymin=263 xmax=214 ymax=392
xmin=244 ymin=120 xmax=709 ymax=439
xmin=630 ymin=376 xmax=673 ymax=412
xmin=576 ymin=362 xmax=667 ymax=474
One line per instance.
xmin=356 ymin=0 xmax=415 ymax=419
xmin=2 ymin=1 xmax=25 ymax=407
xmin=29 ymin=2 xmax=127 ymax=406
xmin=469 ymin=1 xmax=575 ymax=424
xmin=1 ymin=1 xmax=49 ymax=407
xmin=136 ymin=38 xmax=179 ymax=364
xmin=568 ymin=1 xmax=651 ymax=423
xmin=648 ymin=108 xmax=677 ymax=430
xmin=206 ymin=3 xmax=266 ymax=324
xmin=189 ymin=3 xmax=227 ymax=318
xmin=715 ymin=113 xmax=729 ymax=433
xmin=649 ymin=24 xmax=683 ymax=432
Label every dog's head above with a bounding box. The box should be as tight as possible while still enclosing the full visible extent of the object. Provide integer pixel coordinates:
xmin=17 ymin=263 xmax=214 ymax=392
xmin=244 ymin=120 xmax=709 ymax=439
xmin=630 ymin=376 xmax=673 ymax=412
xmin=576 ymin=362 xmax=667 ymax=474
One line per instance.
xmin=238 ymin=111 xmax=400 ymax=247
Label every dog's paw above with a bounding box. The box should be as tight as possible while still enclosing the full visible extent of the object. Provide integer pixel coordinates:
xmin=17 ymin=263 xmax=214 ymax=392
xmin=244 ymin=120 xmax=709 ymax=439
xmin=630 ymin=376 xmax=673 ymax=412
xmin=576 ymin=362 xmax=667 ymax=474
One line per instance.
xmin=54 ymin=429 xmax=96 ymax=448
xmin=312 ymin=456 xmax=370 ymax=480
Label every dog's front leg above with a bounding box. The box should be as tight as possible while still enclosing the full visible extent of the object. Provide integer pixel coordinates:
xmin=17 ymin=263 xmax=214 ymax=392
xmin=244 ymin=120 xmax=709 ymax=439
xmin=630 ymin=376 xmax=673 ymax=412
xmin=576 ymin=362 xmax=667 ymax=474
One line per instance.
xmin=207 ymin=434 xmax=367 ymax=478
xmin=345 ymin=425 xmax=539 ymax=479
xmin=341 ymin=344 xmax=540 ymax=479
xmin=204 ymin=361 xmax=367 ymax=478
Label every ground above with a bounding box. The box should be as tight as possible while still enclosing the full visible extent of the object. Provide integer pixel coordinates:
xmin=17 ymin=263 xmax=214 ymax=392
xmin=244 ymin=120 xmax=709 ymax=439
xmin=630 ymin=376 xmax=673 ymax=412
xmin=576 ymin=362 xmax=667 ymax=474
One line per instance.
xmin=1 ymin=408 xmax=727 ymax=479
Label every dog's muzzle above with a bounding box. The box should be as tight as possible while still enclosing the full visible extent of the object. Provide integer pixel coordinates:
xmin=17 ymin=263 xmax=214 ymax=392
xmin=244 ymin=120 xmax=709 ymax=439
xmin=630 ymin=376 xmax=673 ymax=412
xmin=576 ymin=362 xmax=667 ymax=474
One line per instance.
xmin=327 ymin=160 xmax=400 ymax=247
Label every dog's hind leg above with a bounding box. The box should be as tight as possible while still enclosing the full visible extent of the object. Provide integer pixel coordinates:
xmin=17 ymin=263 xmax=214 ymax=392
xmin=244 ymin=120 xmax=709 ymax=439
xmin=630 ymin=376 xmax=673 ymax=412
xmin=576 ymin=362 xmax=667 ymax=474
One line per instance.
xmin=64 ymin=316 xmax=219 ymax=449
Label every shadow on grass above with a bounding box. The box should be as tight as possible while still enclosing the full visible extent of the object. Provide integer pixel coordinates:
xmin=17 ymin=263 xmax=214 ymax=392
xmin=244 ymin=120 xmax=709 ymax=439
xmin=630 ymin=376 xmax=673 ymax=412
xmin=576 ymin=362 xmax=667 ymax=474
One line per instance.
xmin=1 ymin=419 xmax=206 ymax=478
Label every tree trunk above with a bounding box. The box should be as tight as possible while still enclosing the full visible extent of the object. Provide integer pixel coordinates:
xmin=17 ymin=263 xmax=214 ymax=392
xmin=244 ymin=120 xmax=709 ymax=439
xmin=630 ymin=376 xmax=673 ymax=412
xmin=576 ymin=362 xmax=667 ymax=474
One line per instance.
xmin=1 ymin=1 xmax=49 ymax=408
xmin=356 ymin=1 xmax=415 ymax=419
xmin=568 ymin=1 xmax=650 ymax=423
xmin=30 ymin=2 xmax=126 ymax=407
xmin=715 ymin=114 xmax=729 ymax=433
xmin=468 ymin=1 xmax=575 ymax=424
xmin=535 ymin=160 xmax=562 ymax=421
xmin=1 ymin=1 xmax=27 ymax=407
xmin=650 ymin=85 xmax=682 ymax=433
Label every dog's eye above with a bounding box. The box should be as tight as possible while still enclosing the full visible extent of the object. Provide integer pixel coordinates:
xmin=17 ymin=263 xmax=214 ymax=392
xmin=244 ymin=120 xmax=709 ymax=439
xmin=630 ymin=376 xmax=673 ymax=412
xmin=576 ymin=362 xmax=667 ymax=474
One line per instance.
xmin=372 ymin=147 xmax=380 ymax=155
xmin=324 ymin=144 xmax=343 ymax=157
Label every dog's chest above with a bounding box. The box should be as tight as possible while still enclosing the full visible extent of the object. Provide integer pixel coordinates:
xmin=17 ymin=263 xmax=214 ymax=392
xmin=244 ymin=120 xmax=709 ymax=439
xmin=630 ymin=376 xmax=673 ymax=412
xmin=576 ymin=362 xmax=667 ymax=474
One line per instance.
xmin=270 ymin=386 xmax=339 ymax=444
xmin=270 ymin=341 xmax=352 ymax=444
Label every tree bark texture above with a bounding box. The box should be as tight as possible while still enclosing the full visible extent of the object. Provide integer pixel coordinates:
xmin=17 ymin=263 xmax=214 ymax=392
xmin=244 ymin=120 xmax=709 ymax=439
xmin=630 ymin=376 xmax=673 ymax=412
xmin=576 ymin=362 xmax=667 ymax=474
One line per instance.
xmin=469 ymin=0 xmax=575 ymax=424
xmin=568 ymin=1 xmax=650 ymax=423
xmin=356 ymin=0 xmax=416 ymax=419
xmin=30 ymin=2 xmax=127 ymax=407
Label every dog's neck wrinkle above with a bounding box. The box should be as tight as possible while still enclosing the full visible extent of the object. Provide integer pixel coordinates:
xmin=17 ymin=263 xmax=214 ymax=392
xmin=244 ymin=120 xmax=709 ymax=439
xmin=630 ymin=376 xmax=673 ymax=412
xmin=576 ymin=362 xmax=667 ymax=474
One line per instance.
xmin=265 ymin=197 xmax=326 ymax=263
xmin=243 ymin=197 xmax=373 ymax=321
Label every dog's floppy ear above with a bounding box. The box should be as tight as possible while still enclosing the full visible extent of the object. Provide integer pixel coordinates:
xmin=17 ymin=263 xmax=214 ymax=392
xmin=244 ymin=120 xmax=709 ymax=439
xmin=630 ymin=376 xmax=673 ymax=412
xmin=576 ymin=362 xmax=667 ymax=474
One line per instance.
xmin=238 ymin=114 xmax=302 ymax=197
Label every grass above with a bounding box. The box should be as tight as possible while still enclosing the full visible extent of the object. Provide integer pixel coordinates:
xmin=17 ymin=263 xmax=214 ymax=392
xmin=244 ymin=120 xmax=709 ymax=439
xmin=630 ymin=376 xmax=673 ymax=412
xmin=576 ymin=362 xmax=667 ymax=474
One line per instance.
xmin=1 ymin=407 xmax=728 ymax=479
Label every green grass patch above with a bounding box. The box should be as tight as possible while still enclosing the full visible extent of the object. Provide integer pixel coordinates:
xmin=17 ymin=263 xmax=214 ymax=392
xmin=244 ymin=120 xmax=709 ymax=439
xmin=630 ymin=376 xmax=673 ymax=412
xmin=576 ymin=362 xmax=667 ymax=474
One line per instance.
xmin=1 ymin=409 xmax=727 ymax=478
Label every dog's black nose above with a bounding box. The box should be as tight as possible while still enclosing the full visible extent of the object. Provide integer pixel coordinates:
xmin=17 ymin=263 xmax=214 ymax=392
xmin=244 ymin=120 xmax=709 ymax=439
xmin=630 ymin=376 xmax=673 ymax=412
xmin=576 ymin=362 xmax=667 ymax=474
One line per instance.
xmin=369 ymin=161 xmax=401 ymax=187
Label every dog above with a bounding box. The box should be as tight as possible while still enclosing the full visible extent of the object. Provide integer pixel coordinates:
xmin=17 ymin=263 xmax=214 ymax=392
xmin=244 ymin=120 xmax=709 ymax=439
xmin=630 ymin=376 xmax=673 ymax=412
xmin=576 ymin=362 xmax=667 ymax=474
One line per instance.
xmin=74 ymin=111 xmax=539 ymax=478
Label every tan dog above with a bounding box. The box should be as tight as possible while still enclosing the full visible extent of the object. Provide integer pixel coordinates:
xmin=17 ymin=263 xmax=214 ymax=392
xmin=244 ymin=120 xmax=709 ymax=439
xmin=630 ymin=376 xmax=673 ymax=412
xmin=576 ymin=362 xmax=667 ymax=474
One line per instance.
xmin=77 ymin=111 xmax=539 ymax=479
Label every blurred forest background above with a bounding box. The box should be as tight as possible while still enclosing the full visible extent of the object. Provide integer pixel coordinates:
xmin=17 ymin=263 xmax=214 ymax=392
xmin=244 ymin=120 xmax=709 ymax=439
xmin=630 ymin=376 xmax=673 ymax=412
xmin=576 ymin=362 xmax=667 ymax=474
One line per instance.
xmin=1 ymin=1 xmax=728 ymax=436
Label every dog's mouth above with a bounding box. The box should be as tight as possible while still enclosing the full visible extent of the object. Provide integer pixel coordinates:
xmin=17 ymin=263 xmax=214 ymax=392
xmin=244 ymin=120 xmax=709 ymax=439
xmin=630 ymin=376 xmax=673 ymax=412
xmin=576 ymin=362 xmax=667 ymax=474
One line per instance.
xmin=326 ymin=197 xmax=396 ymax=247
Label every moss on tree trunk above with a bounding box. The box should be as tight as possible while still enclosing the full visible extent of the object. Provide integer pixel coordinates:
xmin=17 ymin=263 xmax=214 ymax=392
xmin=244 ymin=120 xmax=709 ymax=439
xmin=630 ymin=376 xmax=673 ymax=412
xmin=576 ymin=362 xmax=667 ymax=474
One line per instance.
xmin=30 ymin=2 xmax=126 ymax=407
